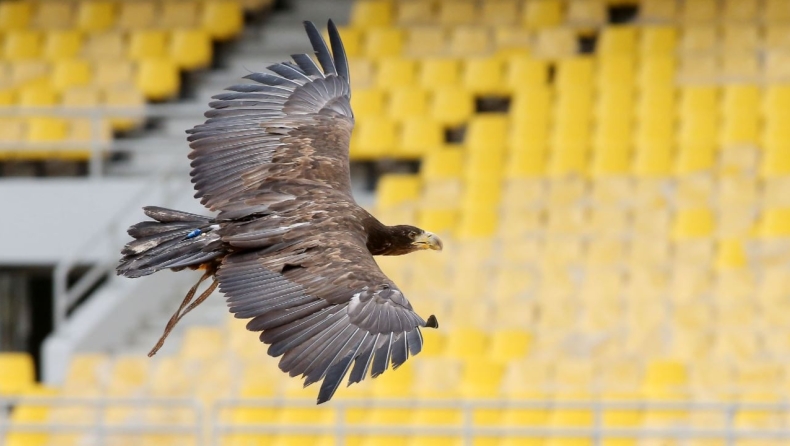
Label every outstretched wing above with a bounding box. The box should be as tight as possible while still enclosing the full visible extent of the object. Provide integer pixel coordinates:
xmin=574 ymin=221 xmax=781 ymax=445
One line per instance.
xmin=217 ymin=231 xmax=438 ymax=404
xmin=186 ymin=20 xmax=354 ymax=218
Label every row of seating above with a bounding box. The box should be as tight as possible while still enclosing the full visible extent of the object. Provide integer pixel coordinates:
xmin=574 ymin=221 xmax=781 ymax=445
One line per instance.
xmin=0 ymin=0 xmax=244 ymax=39
xmin=1 ymin=29 xmax=214 ymax=69
xmin=351 ymin=0 xmax=790 ymax=29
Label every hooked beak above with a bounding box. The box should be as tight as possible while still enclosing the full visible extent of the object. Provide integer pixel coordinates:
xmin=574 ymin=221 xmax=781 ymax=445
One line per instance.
xmin=413 ymin=231 xmax=443 ymax=251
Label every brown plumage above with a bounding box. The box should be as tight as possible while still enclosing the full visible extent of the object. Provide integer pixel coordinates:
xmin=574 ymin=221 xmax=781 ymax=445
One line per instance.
xmin=117 ymin=20 xmax=442 ymax=403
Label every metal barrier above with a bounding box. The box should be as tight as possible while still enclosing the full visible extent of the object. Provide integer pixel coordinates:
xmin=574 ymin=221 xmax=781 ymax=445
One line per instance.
xmin=3 ymin=397 xmax=790 ymax=446
xmin=0 ymin=396 xmax=205 ymax=446
xmin=6 ymin=105 xmax=207 ymax=330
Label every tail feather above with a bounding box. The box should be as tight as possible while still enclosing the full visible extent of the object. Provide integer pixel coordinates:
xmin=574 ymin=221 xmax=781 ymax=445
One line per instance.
xmin=117 ymin=207 xmax=224 ymax=278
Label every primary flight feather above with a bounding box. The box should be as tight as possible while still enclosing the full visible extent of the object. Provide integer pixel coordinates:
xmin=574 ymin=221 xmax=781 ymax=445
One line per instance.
xmin=117 ymin=20 xmax=441 ymax=404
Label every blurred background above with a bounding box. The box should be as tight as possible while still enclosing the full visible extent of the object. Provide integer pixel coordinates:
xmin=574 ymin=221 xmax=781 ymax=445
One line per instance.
xmin=2 ymin=0 xmax=790 ymax=444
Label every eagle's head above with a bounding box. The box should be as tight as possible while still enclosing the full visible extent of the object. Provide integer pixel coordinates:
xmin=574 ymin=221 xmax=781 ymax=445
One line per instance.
xmin=386 ymin=225 xmax=443 ymax=255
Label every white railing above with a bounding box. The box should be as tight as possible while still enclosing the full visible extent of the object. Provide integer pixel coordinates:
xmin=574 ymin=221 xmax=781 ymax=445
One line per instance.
xmin=9 ymin=104 xmax=208 ymax=330
xmin=3 ymin=398 xmax=790 ymax=446
xmin=0 ymin=396 xmax=205 ymax=446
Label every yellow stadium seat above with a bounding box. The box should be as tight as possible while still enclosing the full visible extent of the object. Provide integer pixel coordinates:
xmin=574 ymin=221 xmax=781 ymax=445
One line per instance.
xmin=449 ymin=26 xmax=491 ymax=57
xmin=430 ymin=86 xmax=473 ymax=126
xmin=759 ymin=209 xmax=790 ymax=237
xmin=18 ymin=85 xmax=57 ymax=106
xmin=11 ymin=60 xmax=48 ymax=86
xmin=643 ymin=359 xmax=688 ymax=391
xmin=481 ymin=0 xmax=519 ymax=26
xmin=443 ymin=328 xmax=489 ymax=360
xmin=506 ymin=58 xmax=549 ymax=90
xmin=52 ymin=59 xmax=92 ymax=91
xmin=764 ymin=0 xmax=790 ymax=23
xmin=722 ymin=24 xmax=759 ymax=53
xmin=82 ymin=32 xmax=125 ymax=60
xmin=396 ymin=0 xmax=434 ymax=25
xmin=0 ymin=353 xmax=35 ymax=395
xmin=33 ymin=1 xmax=74 ymax=29
xmin=638 ymin=55 xmax=676 ymax=88
xmin=136 ymin=59 xmax=180 ymax=101
xmin=94 ymin=60 xmax=134 ymax=88
xmin=27 ymin=117 xmax=68 ymax=142
xmin=180 ymin=326 xmax=224 ymax=361
xmin=364 ymin=27 xmax=403 ymax=59
xmin=350 ymin=88 xmax=385 ymax=118
xmin=640 ymin=26 xmax=677 ymax=56
xmin=633 ymin=144 xmax=673 ymax=178
xmin=203 ymin=0 xmax=244 ymax=41
xmin=591 ymin=143 xmax=630 ymax=177
xmin=721 ymin=85 xmax=760 ymax=147
xmin=387 ymin=87 xmax=427 ymax=120
xmin=465 ymin=115 xmax=509 ymax=151
xmin=597 ymin=56 xmax=636 ymax=89
xmin=0 ymin=1 xmax=31 ymax=31
xmin=159 ymin=0 xmax=199 ymax=28
xmin=418 ymin=208 xmax=458 ymax=234
xmin=3 ymin=31 xmax=41 ymax=61
xmin=766 ymin=24 xmax=790 ymax=49
xmin=511 ymin=85 xmax=552 ymax=124
xmin=762 ymin=145 xmax=790 ymax=178
xmin=376 ymin=58 xmax=415 ymax=89
xmin=673 ymin=209 xmax=714 ymax=240
xmin=117 ymin=0 xmax=156 ymax=30
xmin=716 ymin=239 xmax=747 ymax=270
xmin=376 ymin=174 xmax=420 ymax=209
xmin=680 ymin=25 xmax=717 ymax=54
xmin=404 ymin=27 xmax=445 ymax=57
xmin=419 ymin=58 xmax=459 ymax=89
xmin=63 ymin=354 xmax=108 ymax=390
xmin=350 ymin=116 xmax=396 ymax=159
xmin=556 ymin=57 xmax=595 ymax=90
xmin=723 ymin=0 xmax=758 ymax=22
xmin=399 ymin=118 xmax=442 ymax=158
xmin=350 ymin=0 xmax=393 ymax=28
xmin=567 ymin=0 xmax=607 ymax=26
xmin=722 ymin=51 xmax=759 ymax=81
xmin=77 ymin=1 xmax=115 ymax=32
xmin=170 ymin=29 xmax=212 ymax=70
xmin=349 ymin=59 xmax=377 ymax=89
xmin=534 ymin=27 xmax=577 ymax=59
xmin=128 ymin=30 xmax=168 ymax=61
xmin=421 ymin=148 xmax=463 ymax=180
xmin=523 ymin=0 xmax=563 ymax=30
xmin=42 ymin=30 xmax=82 ymax=61
xmin=676 ymin=144 xmax=715 ymax=175
xmin=462 ymin=58 xmax=504 ymax=95
xmin=488 ymin=330 xmax=532 ymax=363
xmin=0 ymin=88 xmax=15 ymax=106
xmin=459 ymin=360 xmax=505 ymax=398
xmin=680 ymin=0 xmax=718 ymax=23
xmin=598 ymin=26 xmax=638 ymax=56
xmin=437 ymin=0 xmax=475 ymax=26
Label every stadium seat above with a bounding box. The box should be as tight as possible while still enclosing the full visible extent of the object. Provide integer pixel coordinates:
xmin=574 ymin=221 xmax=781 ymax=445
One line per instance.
xmin=135 ymin=59 xmax=180 ymax=101
xmin=430 ymin=86 xmax=474 ymax=126
xmin=364 ymin=27 xmax=403 ymax=58
xmin=128 ymin=30 xmax=168 ymax=61
xmin=462 ymin=58 xmax=504 ymax=95
xmin=523 ymin=0 xmax=563 ymax=30
xmin=33 ymin=1 xmax=75 ymax=29
xmin=202 ymin=0 xmax=244 ymax=41
xmin=399 ymin=118 xmax=442 ymax=158
xmin=376 ymin=58 xmax=415 ymax=89
xmin=0 ymin=353 xmax=35 ymax=395
xmin=159 ymin=0 xmax=199 ymax=28
xmin=449 ymin=26 xmax=491 ymax=56
xmin=396 ymin=0 xmax=434 ymax=25
xmin=117 ymin=0 xmax=156 ymax=30
xmin=350 ymin=88 xmax=385 ymax=118
xmin=94 ymin=60 xmax=135 ymax=88
xmin=567 ymin=0 xmax=607 ymax=26
xmin=3 ymin=30 xmax=41 ymax=61
xmin=42 ymin=30 xmax=82 ymax=61
xmin=680 ymin=0 xmax=718 ymax=23
xmin=419 ymin=58 xmax=460 ymax=89
xmin=437 ymin=0 xmax=475 ymax=26
xmin=377 ymin=174 xmax=421 ymax=210
xmin=0 ymin=1 xmax=32 ymax=31
xmin=405 ymin=27 xmax=446 ymax=57
xmin=170 ymin=29 xmax=212 ymax=70
xmin=350 ymin=0 xmax=393 ymax=28
xmin=76 ymin=1 xmax=115 ymax=32
xmin=388 ymin=87 xmax=428 ymax=120
xmin=51 ymin=59 xmax=92 ymax=91
xmin=82 ymin=31 xmax=125 ymax=60
xmin=350 ymin=116 xmax=396 ymax=159
xmin=640 ymin=26 xmax=677 ymax=56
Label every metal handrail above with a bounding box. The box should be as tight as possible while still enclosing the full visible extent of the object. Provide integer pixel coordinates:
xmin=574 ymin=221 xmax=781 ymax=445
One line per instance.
xmin=210 ymin=398 xmax=790 ymax=446
xmin=0 ymin=396 xmax=204 ymax=446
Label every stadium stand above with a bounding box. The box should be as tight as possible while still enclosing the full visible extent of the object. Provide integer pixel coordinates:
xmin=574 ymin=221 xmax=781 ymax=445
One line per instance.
xmin=5 ymin=0 xmax=790 ymax=445
xmin=0 ymin=0 xmax=252 ymax=169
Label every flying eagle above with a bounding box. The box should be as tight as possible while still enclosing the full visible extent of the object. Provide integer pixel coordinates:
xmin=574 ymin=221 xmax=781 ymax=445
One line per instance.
xmin=117 ymin=20 xmax=441 ymax=403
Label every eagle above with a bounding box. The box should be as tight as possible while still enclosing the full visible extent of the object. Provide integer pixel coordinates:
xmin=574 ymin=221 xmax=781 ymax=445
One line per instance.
xmin=117 ymin=20 xmax=442 ymax=404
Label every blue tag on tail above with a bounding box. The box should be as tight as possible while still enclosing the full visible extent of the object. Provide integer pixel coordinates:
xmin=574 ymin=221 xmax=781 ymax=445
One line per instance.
xmin=186 ymin=229 xmax=202 ymax=239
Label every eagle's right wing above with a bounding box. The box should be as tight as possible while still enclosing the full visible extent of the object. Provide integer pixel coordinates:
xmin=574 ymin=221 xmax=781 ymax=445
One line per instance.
xmin=186 ymin=20 xmax=355 ymax=220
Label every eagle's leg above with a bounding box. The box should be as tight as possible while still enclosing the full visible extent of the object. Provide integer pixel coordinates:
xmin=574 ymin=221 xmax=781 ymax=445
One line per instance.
xmin=148 ymin=270 xmax=213 ymax=357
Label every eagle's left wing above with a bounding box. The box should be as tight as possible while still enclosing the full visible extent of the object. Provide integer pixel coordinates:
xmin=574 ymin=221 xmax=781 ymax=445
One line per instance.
xmin=217 ymin=230 xmax=437 ymax=404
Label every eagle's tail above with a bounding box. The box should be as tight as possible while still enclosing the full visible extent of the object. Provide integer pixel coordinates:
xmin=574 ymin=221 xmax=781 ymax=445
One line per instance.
xmin=116 ymin=206 xmax=224 ymax=278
